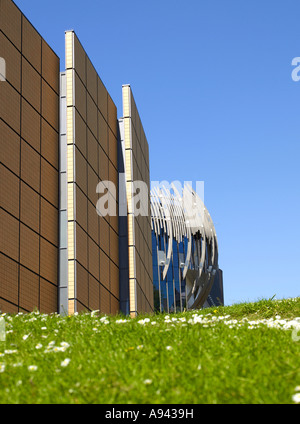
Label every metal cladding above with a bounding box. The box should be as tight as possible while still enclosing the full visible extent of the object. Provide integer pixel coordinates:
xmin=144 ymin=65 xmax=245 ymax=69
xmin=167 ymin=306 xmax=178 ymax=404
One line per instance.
xmin=151 ymin=183 xmax=220 ymax=312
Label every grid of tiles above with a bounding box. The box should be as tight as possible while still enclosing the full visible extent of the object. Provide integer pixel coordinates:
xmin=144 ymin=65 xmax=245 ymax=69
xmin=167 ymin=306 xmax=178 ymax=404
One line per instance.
xmin=65 ymin=31 xmax=119 ymax=315
xmin=0 ymin=0 xmax=59 ymax=313
xmin=122 ymin=85 xmax=153 ymax=316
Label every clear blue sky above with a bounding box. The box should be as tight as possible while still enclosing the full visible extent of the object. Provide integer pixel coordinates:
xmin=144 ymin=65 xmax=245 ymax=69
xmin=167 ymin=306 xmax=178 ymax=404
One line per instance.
xmin=14 ymin=0 xmax=300 ymax=305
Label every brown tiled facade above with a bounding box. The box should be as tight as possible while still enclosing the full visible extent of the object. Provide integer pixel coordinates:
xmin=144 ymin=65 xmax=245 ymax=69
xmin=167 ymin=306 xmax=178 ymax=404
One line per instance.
xmin=0 ymin=0 xmax=154 ymax=316
xmin=0 ymin=0 xmax=59 ymax=313
xmin=61 ymin=31 xmax=119 ymax=315
xmin=121 ymin=86 xmax=154 ymax=317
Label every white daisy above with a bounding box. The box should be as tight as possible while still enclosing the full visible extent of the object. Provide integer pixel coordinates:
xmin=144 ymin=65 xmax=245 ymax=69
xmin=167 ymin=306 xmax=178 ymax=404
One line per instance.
xmin=61 ymin=358 xmax=71 ymax=367
xmin=28 ymin=365 xmax=38 ymax=372
xmin=292 ymin=393 xmax=300 ymax=403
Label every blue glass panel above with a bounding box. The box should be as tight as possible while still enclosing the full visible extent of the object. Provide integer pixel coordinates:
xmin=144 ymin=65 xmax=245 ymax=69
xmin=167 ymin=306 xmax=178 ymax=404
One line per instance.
xmin=166 ymin=259 xmax=174 ymax=313
xmin=179 ymin=240 xmax=184 ymax=254
xmin=173 ymin=240 xmax=179 ymax=267
xmin=160 ymin=280 xmax=168 ymax=313
xmin=154 ymin=286 xmax=160 ymax=312
xmin=174 ymin=267 xmax=181 ymax=311
xmin=159 ymin=233 xmax=164 ymax=252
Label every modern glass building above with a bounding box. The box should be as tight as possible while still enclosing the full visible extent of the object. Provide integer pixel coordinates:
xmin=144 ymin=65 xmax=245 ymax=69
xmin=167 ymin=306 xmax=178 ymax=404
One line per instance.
xmin=151 ymin=184 xmax=223 ymax=313
xmin=0 ymin=0 xmax=223 ymax=315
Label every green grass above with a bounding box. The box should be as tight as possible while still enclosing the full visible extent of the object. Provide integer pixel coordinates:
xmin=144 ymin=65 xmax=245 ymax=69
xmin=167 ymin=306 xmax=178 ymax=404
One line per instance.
xmin=0 ymin=297 xmax=300 ymax=404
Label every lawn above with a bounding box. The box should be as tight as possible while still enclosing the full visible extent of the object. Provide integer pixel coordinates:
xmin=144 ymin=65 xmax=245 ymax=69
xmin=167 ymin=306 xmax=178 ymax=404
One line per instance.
xmin=0 ymin=297 xmax=299 ymax=404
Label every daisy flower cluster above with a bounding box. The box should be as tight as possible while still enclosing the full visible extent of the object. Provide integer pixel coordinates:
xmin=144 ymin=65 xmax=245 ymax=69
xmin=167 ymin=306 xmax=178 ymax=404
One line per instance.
xmin=185 ymin=313 xmax=300 ymax=332
xmin=0 ymin=310 xmax=73 ymax=375
xmin=116 ymin=310 xmax=300 ymax=335
xmin=44 ymin=341 xmax=70 ymax=353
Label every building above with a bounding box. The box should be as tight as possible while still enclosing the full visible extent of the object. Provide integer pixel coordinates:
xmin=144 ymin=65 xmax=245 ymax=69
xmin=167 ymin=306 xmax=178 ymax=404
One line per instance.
xmin=151 ymin=184 xmax=223 ymax=313
xmin=0 ymin=0 xmax=223 ymax=315
xmin=0 ymin=0 xmax=60 ymax=314
xmin=59 ymin=31 xmax=120 ymax=316
xmin=118 ymin=85 xmax=154 ymax=318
